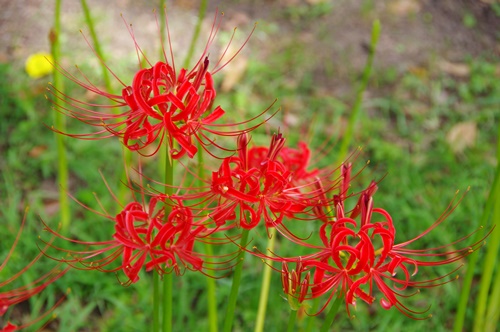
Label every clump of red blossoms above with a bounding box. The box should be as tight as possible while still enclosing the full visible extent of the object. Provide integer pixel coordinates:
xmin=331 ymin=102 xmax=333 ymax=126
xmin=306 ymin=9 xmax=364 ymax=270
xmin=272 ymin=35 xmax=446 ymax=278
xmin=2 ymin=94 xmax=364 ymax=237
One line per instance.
xmin=41 ymin=133 xmax=336 ymax=284
xmin=176 ymin=133 xmax=334 ymax=233
xmin=1 ymin=210 xmax=68 ymax=330
xmin=48 ymin=11 xmax=270 ymax=158
xmin=42 ymin=176 xmax=211 ymax=285
xmin=29 ymin=7 xmax=490 ymax=328
xmin=257 ymin=163 xmax=487 ymax=318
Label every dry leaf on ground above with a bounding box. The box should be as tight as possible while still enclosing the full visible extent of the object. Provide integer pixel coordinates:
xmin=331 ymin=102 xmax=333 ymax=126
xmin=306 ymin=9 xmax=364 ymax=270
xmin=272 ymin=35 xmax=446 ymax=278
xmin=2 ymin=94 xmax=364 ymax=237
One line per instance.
xmin=446 ymin=121 xmax=477 ymax=154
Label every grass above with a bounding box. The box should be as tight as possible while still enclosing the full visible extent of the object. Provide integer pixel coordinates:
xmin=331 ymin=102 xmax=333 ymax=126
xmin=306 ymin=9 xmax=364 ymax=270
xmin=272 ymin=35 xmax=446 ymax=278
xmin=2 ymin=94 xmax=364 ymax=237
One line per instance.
xmin=0 ymin=3 xmax=499 ymax=331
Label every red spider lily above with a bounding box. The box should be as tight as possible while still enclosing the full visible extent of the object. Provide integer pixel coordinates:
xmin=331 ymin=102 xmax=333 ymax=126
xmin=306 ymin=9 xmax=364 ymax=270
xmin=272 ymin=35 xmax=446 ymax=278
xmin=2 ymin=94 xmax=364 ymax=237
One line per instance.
xmin=43 ymin=193 xmax=208 ymax=284
xmin=206 ymin=133 xmax=330 ymax=230
xmin=1 ymin=209 xmax=68 ymax=330
xmin=47 ymin=10 xmax=271 ymax=159
xmin=256 ymin=163 xmax=487 ymax=318
xmin=248 ymin=141 xmax=319 ymax=183
xmin=322 ymin=183 xmax=484 ymax=317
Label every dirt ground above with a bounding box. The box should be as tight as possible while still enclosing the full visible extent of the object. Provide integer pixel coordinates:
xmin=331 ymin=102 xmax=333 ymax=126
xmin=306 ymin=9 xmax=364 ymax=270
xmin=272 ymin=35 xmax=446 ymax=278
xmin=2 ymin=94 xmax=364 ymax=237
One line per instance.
xmin=1 ymin=0 xmax=498 ymax=80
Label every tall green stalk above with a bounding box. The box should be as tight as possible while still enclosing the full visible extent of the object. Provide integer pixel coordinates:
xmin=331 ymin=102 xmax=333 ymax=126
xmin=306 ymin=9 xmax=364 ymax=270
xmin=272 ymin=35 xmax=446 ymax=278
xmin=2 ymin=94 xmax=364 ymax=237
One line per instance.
xmin=162 ymin=148 xmax=174 ymax=332
xmin=254 ymin=227 xmax=277 ymax=332
xmin=153 ymin=272 xmax=161 ymax=332
xmin=485 ymin=255 xmax=500 ymax=332
xmin=304 ymin=297 xmax=320 ymax=332
xmin=153 ymin=2 xmax=169 ymax=331
xmin=474 ymin=206 xmax=500 ymax=332
xmin=336 ymin=19 xmax=381 ymax=165
xmin=223 ymin=229 xmax=250 ymax=332
xmin=472 ymin=118 xmax=500 ymax=332
xmin=454 ymin=119 xmax=500 ymax=332
xmin=180 ymin=2 xmax=217 ymax=330
xmin=195 ymin=146 xmax=218 ymax=332
xmin=80 ymin=0 xmax=111 ymax=91
xmin=51 ymin=0 xmax=70 ymax=231
xmin=159 ymin=0 xmax=166 ymax=58
xmin=182 ymin=0 xmax=208 ymax=69
xmin=80 ymin=0 xmax=135 ymax=211
xmin=203 ymin=229 xmax=218 ymax=332
xmin=163 ymin=272 xmax=173 ymax=332
xmin=286 ymin=309 xmax=298 ymax=332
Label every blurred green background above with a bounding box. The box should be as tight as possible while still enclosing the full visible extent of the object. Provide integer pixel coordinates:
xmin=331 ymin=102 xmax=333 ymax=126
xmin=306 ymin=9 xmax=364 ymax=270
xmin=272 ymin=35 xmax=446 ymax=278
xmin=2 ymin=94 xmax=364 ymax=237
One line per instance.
xmin=0 ymin=0 xmax=499 ymax=331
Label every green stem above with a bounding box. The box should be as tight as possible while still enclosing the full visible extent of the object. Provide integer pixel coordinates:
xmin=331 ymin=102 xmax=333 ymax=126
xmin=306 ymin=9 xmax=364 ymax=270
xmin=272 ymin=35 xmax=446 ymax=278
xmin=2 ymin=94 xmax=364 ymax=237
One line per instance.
xmin=336 ymin=19 xmax=381 ymax=164
xmin=162 ymin=147 xmax=174 ymax=332
xmin=196 ymin=147 xmax=218 ymax=332
xmin=51 ymin=0 xmax=70 ymax=232
xmin=473 ymin=176 xmax=500 ymax=331
xmin=476 ymin=233 xmax=500 ymax=332
xmin=81 ymin=0 xmax=134 ymax=214
xmin=163 ymin=273 xmax=173 ymax=332
xmin=182 ymin=0 xmax=208 ymax=69
xmin=152 ymin=0 xmax=167 ymax=322
xmin=286 ymin=309 xmax=298 ymax=332
xmin=153 ymin=271 xmax=161 ymax=332
xmin=159 ymin=0 xmax=166 ymax=59
xmin=80 ymin=0 xmax=111 ymax=91
xmin=454 ymin=117 xmax=500 ymax=332
xmin=319 ymin=294 xmax=343 ymax=332
xmin=254 ymin=227 xmax=277 ymax=332
xmin=223 ymin=229 xmax=250 ymax=332
xmin=204 ymin=241 xmax=218 ymax=332
xmin=186 ymin=3 xmax=214 ymax=328
xmin=304 ymin=297 xmax=320 ymax=332
xmin=485 ymin=253 xmax=500 ymax=332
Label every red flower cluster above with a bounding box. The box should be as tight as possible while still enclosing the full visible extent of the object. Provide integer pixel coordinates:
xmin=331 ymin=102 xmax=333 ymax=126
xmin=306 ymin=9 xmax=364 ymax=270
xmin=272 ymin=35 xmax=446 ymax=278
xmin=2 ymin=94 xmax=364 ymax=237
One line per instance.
xmin=28 ymin=8 xmax=488 ymax=327
xmin=42 ymin=134 xmax=329 ymax=283
xmin=43 ymin=184 xmax=208 ymax=285
xmin=207 ymin=133 xmax=323 ymax=229
xmin=271 ymin=164 xmax=486 ymax=318
xmin=48 ymin=12 xmax=268 ymax=159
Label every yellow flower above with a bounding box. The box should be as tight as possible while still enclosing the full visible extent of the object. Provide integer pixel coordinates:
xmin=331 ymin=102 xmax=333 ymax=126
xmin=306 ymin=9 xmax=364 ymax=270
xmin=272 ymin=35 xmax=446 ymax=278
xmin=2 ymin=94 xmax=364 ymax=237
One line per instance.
xmin=25 ymin=53 xmax=54 ymax=78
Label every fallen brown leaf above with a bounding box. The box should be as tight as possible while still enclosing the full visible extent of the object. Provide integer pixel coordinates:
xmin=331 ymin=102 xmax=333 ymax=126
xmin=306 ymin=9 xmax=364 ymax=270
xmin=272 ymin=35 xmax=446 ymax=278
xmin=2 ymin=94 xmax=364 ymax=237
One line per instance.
xmin=388 ymin=0 xmax=421 ymax=17
xmin=446 ymin=121 xmax=477 ymax=154
xmin=438 ymin=60 xmax=470 ymax=78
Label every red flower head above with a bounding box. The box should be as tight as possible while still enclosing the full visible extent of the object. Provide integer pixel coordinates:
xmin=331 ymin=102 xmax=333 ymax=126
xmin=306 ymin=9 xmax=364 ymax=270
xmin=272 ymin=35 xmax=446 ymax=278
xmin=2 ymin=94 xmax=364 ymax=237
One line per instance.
xmin=318 ymin=170 xmax=485 ymax=317
xmin=48 ymin=11 xmax=269 ymax=159
xmin=261 ymin=164 xmax=487 ymax=318
xmin=42 ymin=175 xmax=207 ymax=285
xmin=208 ymin=133 xmax=327 ymax=231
